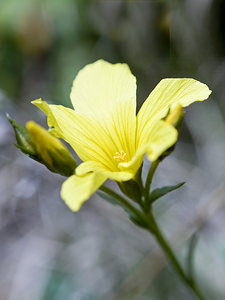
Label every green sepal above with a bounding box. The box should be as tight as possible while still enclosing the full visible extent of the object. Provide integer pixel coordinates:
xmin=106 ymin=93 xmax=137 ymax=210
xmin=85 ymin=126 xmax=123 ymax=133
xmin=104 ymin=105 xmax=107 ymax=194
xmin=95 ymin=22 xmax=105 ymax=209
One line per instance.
xmin=129 ymin=215 xmax=149 ymax=230
xmin=46 ymin=148 xmax=76 ymax=177
xmin=149 ymin=182 xmax=185 ymax=203
xmin=118 ymin=180 xmax=142 ymax=203
xmin=15 ymin=144 xmax=42 ymax=163
xmin=7 ymin=114 xmax=37 ymax=156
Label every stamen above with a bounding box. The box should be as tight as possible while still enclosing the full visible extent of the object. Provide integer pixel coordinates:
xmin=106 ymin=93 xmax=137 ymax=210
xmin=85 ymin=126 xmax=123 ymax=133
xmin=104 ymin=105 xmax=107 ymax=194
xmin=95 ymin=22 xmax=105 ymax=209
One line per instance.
xmin=113 ymin=150 xmax=127 ymax=162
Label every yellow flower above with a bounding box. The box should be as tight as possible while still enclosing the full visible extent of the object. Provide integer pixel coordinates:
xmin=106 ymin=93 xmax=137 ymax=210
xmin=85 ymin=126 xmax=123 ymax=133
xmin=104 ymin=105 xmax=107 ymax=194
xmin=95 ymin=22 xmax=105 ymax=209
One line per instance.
xmin=32 ymin=60 xmax=211 ymax=211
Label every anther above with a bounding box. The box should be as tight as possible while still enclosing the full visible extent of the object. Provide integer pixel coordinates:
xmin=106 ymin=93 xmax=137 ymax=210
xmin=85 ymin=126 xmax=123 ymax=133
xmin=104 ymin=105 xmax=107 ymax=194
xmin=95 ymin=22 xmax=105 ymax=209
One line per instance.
xmin=113 ymin=150 xmax=127 ymax=162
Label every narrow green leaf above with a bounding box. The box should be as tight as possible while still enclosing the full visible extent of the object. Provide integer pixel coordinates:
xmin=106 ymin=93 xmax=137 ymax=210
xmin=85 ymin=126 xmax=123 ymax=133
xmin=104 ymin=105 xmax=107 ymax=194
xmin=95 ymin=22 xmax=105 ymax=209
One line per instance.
xmin=97 ymin=191 xmax=149 ymax=230
xmin=187 ymin=232 xmax=199 ymax=281
xmin=150 ymin=182 xmax=185 ymax=203
xmin=97 ymin=191 xmax=135 ymax=217
xmin=97 ymin=191 xmax=118 ymax=206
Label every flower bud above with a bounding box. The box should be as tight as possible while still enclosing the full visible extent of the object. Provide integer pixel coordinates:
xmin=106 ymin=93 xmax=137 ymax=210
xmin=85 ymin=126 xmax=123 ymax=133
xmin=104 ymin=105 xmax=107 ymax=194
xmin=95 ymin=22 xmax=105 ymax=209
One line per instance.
xmin=165 ymin=104 xmax=183 ymax=130
xmin=26 ymin=121 xmax=77 ymax=176
xmin=160 ymin=105 xmax=184 ymax=160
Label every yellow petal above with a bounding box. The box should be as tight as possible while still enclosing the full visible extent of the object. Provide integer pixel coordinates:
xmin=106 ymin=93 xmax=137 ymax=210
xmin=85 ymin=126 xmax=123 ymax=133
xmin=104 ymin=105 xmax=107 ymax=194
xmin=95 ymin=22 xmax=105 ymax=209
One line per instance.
xmin=70 ymin=60 xmax=137 ymax=160
xmin=76 ymin=160 xmax=105 ymax=175
xmin=76 ymin=161 xmax=133 ymax=181
xmin=32 ymin=99 xmax=120 ymax=171
xmin=119 ymin=120 xmax=178 ymax=173
xmin=61 ymin=172 xmax=107 ymax=212
xmin=32 ymin=60 xmax=138 ymax=172
xmin=137 ymin=78 xmax=211 ymax=148
xmin=70 ymin=60 xmax=136 ymax=117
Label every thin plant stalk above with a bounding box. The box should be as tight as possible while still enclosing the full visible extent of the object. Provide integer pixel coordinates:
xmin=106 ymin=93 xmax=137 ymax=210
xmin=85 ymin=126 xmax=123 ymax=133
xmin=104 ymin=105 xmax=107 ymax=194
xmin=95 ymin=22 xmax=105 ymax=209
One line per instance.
xmin=148 ymin=210 xmax=206 ymax=300
xmin=100 ymin=170 xmax=206 ymax=300
xmin=145 ymin=160 xmax=160 ymax=204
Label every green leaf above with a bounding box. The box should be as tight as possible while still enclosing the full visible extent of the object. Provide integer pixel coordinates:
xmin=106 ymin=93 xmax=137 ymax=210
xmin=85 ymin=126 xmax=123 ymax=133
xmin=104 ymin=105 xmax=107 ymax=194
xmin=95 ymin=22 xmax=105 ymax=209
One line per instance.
xmin=97 ymin=191 xmax=149 ymax=230
xmin=97 ymin=191 xmax=134 ymax=216
xmin=187 ymin=232 xmax=198 ymax=281
xmin=150 ymin=182 xmax=185 ymax=203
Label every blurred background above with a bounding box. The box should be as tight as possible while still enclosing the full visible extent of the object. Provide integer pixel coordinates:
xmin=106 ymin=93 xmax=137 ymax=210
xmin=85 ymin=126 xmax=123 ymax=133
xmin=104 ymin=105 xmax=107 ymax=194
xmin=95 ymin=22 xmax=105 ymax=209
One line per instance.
xmin=0 ymin=0 xmax=225 ymax=299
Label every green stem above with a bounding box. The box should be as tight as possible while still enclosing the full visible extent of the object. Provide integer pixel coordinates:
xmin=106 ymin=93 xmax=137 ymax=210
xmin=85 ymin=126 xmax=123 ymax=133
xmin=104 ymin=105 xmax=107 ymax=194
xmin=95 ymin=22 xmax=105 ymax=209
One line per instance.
xmin=99 ymin=185 xmax=147 ymax=224
xmin=99 ymin=179 xmax=205 ymax=299
xmin=144 ymin=160 xmax=160 ymax=204
xmin=148 ymin=210 xmax=206 ymax=300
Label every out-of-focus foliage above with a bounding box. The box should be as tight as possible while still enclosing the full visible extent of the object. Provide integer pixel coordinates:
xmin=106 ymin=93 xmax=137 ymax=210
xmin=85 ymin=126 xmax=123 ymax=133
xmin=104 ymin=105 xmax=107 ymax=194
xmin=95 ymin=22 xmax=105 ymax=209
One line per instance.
xmin=1 ymin=1 xmax=225 ymax=300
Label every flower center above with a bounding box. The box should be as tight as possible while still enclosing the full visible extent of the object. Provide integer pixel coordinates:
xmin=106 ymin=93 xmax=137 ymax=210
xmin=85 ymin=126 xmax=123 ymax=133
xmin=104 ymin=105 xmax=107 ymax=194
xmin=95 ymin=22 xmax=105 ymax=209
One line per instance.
xmin=113 ymin=150 xmax=127 ymax=162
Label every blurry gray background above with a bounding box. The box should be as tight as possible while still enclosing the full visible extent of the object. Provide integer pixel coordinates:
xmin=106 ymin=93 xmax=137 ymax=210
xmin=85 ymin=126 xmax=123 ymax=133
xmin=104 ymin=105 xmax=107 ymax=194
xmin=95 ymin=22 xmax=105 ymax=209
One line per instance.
xmin=0 ymin=0 xmax=225 ymax=299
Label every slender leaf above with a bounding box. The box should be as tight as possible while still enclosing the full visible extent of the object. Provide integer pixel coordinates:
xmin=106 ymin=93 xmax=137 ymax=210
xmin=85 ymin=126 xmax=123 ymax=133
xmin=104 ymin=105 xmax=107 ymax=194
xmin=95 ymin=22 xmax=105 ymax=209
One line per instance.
xmin=187 ymin=232 xmax=199 ymax=281
xmin=97 ymin=191 xmax=135 ymax=217
xmin=150 ymin=182 xmax=185 ymax=203
xmin=97 ymin=191 xmax=147 ymax=229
